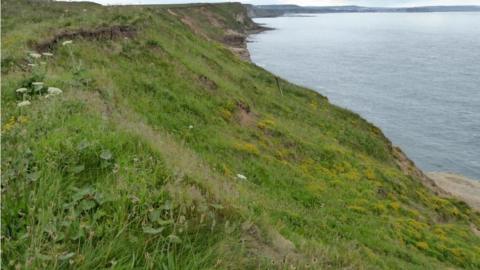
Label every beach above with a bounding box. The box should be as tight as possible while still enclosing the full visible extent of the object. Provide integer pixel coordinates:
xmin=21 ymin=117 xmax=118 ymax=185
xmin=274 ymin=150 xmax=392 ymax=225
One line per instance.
xmin=428 ymin=172 xmax=480 ymax=211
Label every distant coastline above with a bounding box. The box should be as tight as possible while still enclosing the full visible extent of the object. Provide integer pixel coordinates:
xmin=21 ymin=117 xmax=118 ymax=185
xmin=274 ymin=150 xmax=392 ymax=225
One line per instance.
xmin=247 ymin=4 xmax=480 ymax=18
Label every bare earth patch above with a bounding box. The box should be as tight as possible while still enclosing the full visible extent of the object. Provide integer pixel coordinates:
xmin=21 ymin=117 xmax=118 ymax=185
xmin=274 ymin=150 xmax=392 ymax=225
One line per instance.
xmin=34 ymin=25 xmax=136 ymax=52
xmin=240 ymin=221 xmax=300 ymax=266
xmin=393 ymin=146 xmax=446 ymax=195
xmin=235 ymin=101 xmax=257 ymax=127
xmin=427 ymin=172 xmax=480 ymax=212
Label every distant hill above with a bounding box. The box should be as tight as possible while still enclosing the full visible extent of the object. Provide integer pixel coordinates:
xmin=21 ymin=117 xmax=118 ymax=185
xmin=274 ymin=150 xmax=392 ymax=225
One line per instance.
xmin=247 ymin=4 xmax=480 ymax=17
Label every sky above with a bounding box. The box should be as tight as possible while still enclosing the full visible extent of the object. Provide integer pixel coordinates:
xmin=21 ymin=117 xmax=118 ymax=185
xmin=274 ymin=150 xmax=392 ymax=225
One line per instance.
xmin=67 ymin=0 xmax=480 ymax=6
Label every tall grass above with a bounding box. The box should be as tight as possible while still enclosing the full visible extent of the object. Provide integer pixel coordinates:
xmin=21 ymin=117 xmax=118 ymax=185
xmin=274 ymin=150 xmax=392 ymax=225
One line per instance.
xmin=2 ymin=0 xmax=480 ymax=269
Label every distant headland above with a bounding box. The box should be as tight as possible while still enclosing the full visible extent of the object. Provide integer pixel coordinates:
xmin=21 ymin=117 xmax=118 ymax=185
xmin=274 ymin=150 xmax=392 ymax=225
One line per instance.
xmin=247 ymin=4 xmax=480 ymax=17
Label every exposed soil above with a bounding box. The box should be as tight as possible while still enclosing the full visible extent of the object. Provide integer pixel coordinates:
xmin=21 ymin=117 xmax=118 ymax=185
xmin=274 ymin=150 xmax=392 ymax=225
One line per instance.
xmin=200 ymin=6 xmax=224 ymax=28
xmin=222 ymin=29 xmax=253 ymax=61
xmin=229 ymin=47 xmax=251 ymax=61
xmin=392 ymin=146 xmax=446 ymax=196
xmin=471 ymin=224 xmax=480 ymax=237
xmin=240 ymin=221 xmax=300 ymax=266
xmin=180 ymin=16 xmax=210 ymax=40
xmin=235 ymin=101 xmax=257 ymax=127
xmin=198 ymin=74 xmax=218 ymax=91
xmin=223 ymin=30 xmax=246 ymax=47
xmin=427 ymin=172 xmax=480 ymax=212
xmin=236 ymin=100 xmax=251 ymax=114
xmin=172 ymin=6 xmax=268 ymax=61
xmin=393 ymin=145 xmax=479 ymax=213
xmin=34 ymin=25 xmax=136 ymax=52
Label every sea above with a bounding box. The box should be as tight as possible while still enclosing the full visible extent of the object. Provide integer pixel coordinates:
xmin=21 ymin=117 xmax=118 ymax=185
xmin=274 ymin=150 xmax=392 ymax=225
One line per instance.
xmin=248 ymin=12 xmax=480 ymax=180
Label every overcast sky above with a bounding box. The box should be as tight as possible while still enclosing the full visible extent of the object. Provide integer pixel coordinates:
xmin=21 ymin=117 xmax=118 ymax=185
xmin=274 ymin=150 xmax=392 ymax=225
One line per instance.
xmin=67 ymin=0 xmax=480 ymax=7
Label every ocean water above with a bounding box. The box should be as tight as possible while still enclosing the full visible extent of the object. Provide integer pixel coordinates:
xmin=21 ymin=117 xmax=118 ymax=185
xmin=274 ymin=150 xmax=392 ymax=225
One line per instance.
xmin=248 ymin=12 xmax=480 ymax=180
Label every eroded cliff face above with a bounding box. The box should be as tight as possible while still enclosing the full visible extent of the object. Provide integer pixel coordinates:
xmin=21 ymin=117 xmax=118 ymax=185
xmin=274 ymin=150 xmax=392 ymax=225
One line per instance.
xmin=169 ymin=3 xmax=267 ymax=61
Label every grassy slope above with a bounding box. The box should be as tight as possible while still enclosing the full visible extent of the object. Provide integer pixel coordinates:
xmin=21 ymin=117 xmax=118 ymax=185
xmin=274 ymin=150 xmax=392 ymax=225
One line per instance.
xmin=1 ymin=1 xmax=479 ymax=269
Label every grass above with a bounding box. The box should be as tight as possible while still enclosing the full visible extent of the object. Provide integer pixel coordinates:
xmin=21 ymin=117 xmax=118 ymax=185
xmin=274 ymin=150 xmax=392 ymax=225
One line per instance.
xmin=2 ymin=0 xmax=480 ymax=269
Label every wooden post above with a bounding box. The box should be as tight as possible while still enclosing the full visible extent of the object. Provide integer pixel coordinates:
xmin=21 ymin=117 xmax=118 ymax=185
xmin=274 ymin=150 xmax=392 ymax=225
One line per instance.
xmin=275 ymin=76 xmax=283 ymax=96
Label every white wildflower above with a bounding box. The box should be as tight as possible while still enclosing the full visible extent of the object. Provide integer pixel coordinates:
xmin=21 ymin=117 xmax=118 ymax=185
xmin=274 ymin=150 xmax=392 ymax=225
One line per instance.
xmin=188 ymin=125 xmax=194 ymax=129
xmin=236 ymin=174 xmax=247 ymax=180
xmin=16 ymin=88 xmax=28 ymax=93
xmin=62 ymin=40 xmax=73 ymax=46
xmin=42 ymin=52 xmax=54 ymax=57
xmin=32 ymin=82 xmax=44 ymax=94
xmin=32 ymin=82 xmax=44 ymax=91
xmin=29 ymin=53 xmax=42 ymax=59
xmin=47 ymin=87 xmax=63 ymax=96
xmin=17 ymin=100 xmax=31 ymax=107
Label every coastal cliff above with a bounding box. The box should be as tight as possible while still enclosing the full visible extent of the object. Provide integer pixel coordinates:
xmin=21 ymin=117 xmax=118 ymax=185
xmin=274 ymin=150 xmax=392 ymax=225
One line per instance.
xmin=1 ymin=1 xmax=479 ymax=269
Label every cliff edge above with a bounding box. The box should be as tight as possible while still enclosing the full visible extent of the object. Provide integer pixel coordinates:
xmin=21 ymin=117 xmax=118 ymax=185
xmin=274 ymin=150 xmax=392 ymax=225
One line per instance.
xmin=1 ymin=1 xmax=479 ymax=269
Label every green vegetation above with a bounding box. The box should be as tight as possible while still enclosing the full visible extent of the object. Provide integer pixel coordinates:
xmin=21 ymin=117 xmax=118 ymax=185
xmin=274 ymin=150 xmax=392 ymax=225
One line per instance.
xmin=2 ymin=0 xmax=479 ymax=269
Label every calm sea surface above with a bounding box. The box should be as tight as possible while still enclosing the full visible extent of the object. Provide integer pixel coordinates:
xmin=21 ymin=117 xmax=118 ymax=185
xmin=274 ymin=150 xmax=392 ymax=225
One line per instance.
xmin=248 ymin=13 xmax=480 ymax=180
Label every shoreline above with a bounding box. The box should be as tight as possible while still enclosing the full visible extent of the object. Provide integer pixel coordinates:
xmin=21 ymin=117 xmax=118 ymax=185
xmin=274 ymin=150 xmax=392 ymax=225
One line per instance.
xmin=427 ymin=172 xmax=480 ymax=211
xmin=244 ymin=20 xmax=479 ymax=213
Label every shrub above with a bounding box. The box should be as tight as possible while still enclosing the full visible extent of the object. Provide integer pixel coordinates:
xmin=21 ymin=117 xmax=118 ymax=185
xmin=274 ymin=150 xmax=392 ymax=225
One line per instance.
xmin=233 ymin=142 xmax=260 ymax=156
